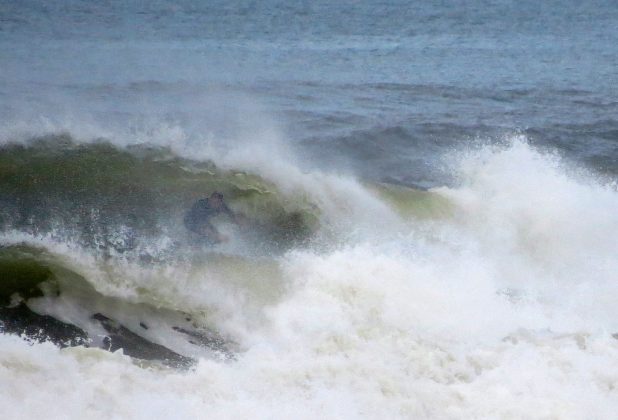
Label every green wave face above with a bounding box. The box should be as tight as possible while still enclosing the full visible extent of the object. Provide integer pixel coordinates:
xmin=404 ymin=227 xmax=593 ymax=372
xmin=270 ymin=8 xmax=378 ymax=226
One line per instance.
xmin=370 ymin=183 xmax=454 ymax=220
xmin=0 ymin=245 xmax=55 ymax=305
xmin=0 ymin=135 xmax=319 ymax=252
xmin=0 ymin=243 xmax=237 ymax=366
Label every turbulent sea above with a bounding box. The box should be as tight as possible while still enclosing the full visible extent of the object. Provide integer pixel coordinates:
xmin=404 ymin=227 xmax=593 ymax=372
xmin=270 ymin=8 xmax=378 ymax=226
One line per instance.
xmin=1 ymin=1 xmax=618 ymax=418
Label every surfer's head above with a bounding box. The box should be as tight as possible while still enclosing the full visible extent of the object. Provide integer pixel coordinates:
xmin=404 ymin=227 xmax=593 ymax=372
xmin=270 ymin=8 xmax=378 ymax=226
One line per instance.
xmin=209 ymin=191 xmax=225 ymax=208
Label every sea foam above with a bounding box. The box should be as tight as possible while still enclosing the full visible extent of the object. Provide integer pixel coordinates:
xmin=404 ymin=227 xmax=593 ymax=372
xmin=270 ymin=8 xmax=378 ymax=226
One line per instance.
xmin=2 ymin=138 xmax=618 ymax=419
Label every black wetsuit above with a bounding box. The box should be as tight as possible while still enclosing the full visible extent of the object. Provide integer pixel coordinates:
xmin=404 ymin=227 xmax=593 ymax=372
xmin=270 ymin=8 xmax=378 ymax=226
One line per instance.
xmin=183 ymin=198 xmax=233 ymax=243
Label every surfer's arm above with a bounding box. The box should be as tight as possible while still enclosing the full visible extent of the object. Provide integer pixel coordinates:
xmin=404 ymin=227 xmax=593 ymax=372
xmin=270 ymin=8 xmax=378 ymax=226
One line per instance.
xmin=222 ymin=203 xmax=247 ymax=226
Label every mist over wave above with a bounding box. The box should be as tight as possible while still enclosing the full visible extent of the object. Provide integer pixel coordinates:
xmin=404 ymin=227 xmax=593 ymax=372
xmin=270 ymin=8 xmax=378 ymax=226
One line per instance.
xmin=2 ymin=130 xmax=618 ymax=418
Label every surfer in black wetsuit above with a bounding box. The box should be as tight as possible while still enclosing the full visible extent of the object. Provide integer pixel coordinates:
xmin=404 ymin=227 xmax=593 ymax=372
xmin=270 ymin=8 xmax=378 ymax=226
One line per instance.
xmin=183 ymin=192 xmax=242 ymax=244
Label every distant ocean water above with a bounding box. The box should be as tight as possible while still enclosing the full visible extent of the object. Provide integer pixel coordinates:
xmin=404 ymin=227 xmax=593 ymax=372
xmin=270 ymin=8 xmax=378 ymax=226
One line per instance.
xmin=1 ymin=1 xmax=618 ymax=419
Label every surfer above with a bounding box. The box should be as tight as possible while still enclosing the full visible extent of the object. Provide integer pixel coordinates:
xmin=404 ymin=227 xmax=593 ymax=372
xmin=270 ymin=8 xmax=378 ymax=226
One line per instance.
xmin=183 ymin=192 xmax=243 ymax=244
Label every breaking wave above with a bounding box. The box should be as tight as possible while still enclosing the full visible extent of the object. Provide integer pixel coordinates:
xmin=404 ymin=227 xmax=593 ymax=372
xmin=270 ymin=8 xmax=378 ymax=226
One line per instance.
xmin=2 ymin=132 xmax=618 ymax=418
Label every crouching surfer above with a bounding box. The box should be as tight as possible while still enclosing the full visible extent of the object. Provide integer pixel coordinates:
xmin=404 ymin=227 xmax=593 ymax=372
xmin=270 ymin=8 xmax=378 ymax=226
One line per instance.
xmin=183 ymin=192 xmax=245 ymax=245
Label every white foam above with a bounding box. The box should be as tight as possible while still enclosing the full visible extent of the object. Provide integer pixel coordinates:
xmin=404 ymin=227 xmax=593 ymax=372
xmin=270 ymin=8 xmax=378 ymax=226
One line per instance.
xmin=2 ymin=137 xmax=618 ymax=419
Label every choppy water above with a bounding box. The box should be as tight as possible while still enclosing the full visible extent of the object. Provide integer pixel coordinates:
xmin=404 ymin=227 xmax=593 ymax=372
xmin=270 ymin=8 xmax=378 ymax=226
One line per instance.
xmin=1 ymin=1 xmax=618 ymax=419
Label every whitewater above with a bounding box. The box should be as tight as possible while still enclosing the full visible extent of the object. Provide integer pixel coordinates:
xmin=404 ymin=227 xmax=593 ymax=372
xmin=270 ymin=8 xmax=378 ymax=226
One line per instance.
xmin=2 ymin=130 xmax=618 ymax=419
